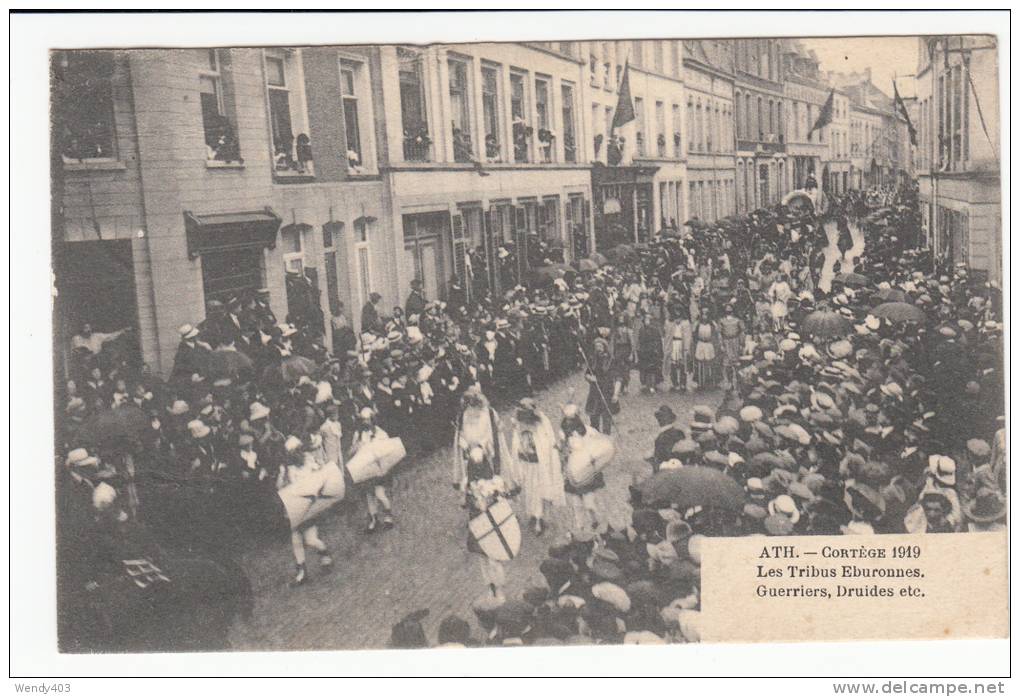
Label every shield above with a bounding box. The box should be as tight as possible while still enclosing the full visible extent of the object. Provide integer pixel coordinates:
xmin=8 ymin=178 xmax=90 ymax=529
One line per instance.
xmin=801 ymin=310 xmax=851 ymax=340
xmin=78 ymin=405 xmax=149 ymax=446
xmin=276 ymin=461 xmax=347 ymax=530
xmin=871 ymin=302 xmax=925 ymax=323
xmin=469 ymin=498 xmax=521 ymax=561
xmin=634 ymin=466 xmax=745 ymax=511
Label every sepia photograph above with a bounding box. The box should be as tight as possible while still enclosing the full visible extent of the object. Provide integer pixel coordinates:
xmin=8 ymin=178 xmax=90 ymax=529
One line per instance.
xmin=9 ymin=8 xmax=1010 ymax=682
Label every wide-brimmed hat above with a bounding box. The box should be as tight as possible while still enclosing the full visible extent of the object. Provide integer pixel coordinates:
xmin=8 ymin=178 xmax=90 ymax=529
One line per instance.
xmin=249 ymin=402 xmax=270 ymax=421
xmin=187 ymin=419 xmax=210 ymax=439
xmin=654 ymin=405 xmax=677 ymax=424
xmin=767 ymin=494 xmax=801 ymax=525
xmin=928 ymin=454 xmax=957 ymax=486
xmin=178 ymin=324 xmax=200 ymax=340
xmin=963 ymin=488 xmax=1007 ymax=524
xmin=66 ymin=447 xmax=99 ymax=468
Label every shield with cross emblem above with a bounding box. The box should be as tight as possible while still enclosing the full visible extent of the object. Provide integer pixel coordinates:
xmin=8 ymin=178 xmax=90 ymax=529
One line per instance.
xmin=469 ymin=497 xmax=522 ymax=562
xmin=277 ymin=461 xmax=347 ymax=529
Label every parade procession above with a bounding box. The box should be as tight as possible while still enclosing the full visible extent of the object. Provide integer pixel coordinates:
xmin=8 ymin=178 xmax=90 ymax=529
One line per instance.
xmin=49 ymin=34 xmax=1004 ymax=653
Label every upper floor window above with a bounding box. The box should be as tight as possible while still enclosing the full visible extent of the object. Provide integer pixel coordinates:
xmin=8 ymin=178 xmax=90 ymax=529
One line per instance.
xmin=200 ymin=49 xmax=242 ymax=164
xmin=55 ymin=50 xmax=117 ymax=162
xmin=535 ymin=77 xmax=553 ymax=163
xmin=481 ymin=64 xmax=503 ymax=163
xmin=631 ymin=40 xmax=643 ymax=68
xmin=398 ymin=47 xmax=431 ymax=162
xmin=557 ymin=42 xmax=575 ymax=57
xmin=672 ymin=103 xmax=682 ymax=157
xmin=655 ymin=101 xmax=666 ymax=156
xmin=264 ymin=49 xmax=313 ymax=178
xmin=561 ymin=82 xmax=577 ymax=163
xmin=448 ymin=58 xmax=474 ymax=162
xmin=634 ymin=96 xmax=645 ymax=156
xmin=340 ymin=61 xmax=370 ymax=172
xmin=653 ymin=41 xmax=664 ymax=74
xmin=510 ymin=71 xmax=530 ymax=163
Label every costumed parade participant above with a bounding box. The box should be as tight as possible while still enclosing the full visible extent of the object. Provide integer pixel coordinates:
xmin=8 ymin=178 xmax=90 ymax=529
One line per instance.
xmin=278 ymin=434 xmax=336 ymax=586
xmin=350 ymin=406 xmax=395 ymax=533
xmin=509 ymin=398 xmax=565 ymax=536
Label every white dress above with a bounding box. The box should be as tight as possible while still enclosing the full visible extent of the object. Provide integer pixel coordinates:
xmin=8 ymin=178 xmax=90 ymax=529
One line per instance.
xmin=511 ymin=413 xmax=566 ymax=517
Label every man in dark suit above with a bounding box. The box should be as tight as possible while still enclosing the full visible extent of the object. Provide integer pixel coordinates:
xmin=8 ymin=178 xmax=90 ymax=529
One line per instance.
xmin=360 ymin=292 xmax=383 ymax=334
xmin=649 ymin=405 xmax=686 ymax=473
xmin=405 ymin=279 xmax=426 ymax=319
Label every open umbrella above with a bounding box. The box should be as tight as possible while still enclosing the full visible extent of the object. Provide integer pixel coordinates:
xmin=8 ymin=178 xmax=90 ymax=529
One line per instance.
xmin=278 ymin=355 xmax=319 ymax=382
xmin=634 ymin=466 xmax=745 ymax=511
xmin=78 ymin=405 xmax=149 ymax=445
xmin=530 ymin=264 xmax=569 ymax=285
xmin=801 ymin=309 xmax=852 ymax=340
xmin=871 ymin=302 xmax=925 ymax=324
xmin=575 ymin=258 xmax=598 ymax=273
xmin=834 ymin=272 xmax=870 ymax=288
xmin=604 ymin=244 xmax=637 ymax=263
xmin=207 ymin=348 xmax=255 ymax=380
xmin=587 ymin=252 xmax=609 ymax=267
xmin=871 ymin=288 xmax=909 ymax=305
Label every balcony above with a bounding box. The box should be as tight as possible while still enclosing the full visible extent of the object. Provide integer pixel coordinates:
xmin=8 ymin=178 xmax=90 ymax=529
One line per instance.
xmin=737 ymin=133 xmax=785 ymax=154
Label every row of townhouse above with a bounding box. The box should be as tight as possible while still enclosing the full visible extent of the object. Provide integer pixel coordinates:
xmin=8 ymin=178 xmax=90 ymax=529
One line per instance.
xmin=914 ymin=36 xmax=1001 ymax=283
xmin=53 ymin=38 xmax=912 ymax=376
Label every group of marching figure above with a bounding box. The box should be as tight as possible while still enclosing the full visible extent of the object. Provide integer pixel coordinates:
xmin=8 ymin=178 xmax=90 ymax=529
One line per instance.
xmin=452 ymin=383 xmax=617 ymax=601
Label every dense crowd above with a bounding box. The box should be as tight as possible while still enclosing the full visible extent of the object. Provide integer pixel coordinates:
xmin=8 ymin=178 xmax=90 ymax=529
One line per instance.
xmin=59 ymin=181 xmax=1006 ymax=647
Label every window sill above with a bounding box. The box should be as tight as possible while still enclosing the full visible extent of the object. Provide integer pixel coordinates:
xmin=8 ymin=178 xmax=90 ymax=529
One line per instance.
xmin=273 ymin=171 xmax=316 ymax=184
xmin=62 ymin=159 xmax=127 ymax=172
xmin=206 ymin=160 xmax=245 ymax=170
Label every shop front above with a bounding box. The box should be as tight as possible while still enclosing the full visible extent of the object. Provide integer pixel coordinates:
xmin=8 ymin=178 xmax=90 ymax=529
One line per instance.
xmin=591 ymin=163 xmax=659 ymax=250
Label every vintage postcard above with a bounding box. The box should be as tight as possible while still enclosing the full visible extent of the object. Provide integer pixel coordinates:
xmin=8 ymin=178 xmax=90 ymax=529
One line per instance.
xmin=10 ymin=8 xmax=1009 ymax=684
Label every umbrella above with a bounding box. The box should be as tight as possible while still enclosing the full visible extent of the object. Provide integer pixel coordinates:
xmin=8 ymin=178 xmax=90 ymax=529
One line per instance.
xmin=871 ymin=302 xmax=925 ymax=324
xmin=79 ymin=405 xmax=149 ymax=445
xmin=207 ymin=348 xmax=254 ymax=379
xmin=834 ymin=272 xmax=870 ymax=288
xmin=575 ymin=259 xmax=598 ymax=273
xmin=750 ymin=452 xmax=784 ymax=471
xmin=530 ymin=264 xmax=568 ymax=285
xmin=871 ymin=288 xmax=909 ymax=305
xmin=278 ymin=355 xmax=319 ymax=382
xmin=587 ymin=252 xmax=609 ymax=267
xmin=801 ymin=309 xmax=852 ymax=340
xmin=604 ymin=244 xmax=637 ymax=263
xmin=634 ymin=467 xmax=745 ymax=511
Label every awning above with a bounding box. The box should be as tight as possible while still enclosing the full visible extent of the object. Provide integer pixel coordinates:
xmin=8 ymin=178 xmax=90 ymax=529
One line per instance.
xmin=184 ymin=208 xmax=282 ymax=260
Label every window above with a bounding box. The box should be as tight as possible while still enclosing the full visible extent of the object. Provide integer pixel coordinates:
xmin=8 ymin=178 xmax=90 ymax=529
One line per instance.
xmin=354 ymin=219 xmax=373 ymax=311
xmin=540 ymin=197 xmax=561 ymax=245
xmin=201 ymin=248 xmax=265 ymax=305
xmin=323 ymin=223 xmax=342 ymax=316
xmin=510 ymin=72 xmax=530 ymax=163
xmin=672 ymin=104 xmax=682 ymax=157
xmin=687 ymin=100 xmax=695 ymax=152
xmin=340 ymin=64 xmax=363 ymax=170
xmin=535 ymin=77 xmax=553 ymax=162
xmin=705 ymin=102 xmax=713 ymax=152
xmin=561 ymin=82 xmax=577 ymax=163
xmin=655 ymin=100 xmax=666 ymax=157
xmin=671 ymin=41 xmax=681 ymax=77
xmin=55 ymin=50 xmax=117 ymax=161
xmin=264 ymin=49 xmax=313 ymax=177
xmin=634 ymin=97 xmax=645 ymax=156
xmin=653 ymin=41 xmax=664 ymax=73
xmin=200 ymin=49 xmax=241 ymax=163
xmin=481 ymin=65 xmax=502 ymax=162
xmin=589 ymin=53 xmax=599 ymax=87
xmin=558 ymin=42 xmax=575 ymax=57
xmin=602 ymin=42 xmax=613 ymax=90
xmin=448 ymin=58 xmax=473 ymax=162
xmin=398 ymin=47 xmax=430 ymax=162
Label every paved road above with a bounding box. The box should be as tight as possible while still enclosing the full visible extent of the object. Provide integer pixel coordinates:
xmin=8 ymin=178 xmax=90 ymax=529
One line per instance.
xmin=228 ymin=374 xmax=725 ymax=651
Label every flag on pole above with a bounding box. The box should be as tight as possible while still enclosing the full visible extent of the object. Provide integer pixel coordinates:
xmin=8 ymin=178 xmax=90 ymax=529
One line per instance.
xmin=808 ymin=88 xmax=835 ymax=137
xmin=609 ymin=61 xmax=636 ymax=165
xmin=893 ymin=80 xmax=917 ymax=146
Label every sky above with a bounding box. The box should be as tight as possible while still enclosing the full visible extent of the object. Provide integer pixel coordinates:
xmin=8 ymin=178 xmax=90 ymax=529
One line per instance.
xmin=800 ymin=37 xmax=920 ymax=95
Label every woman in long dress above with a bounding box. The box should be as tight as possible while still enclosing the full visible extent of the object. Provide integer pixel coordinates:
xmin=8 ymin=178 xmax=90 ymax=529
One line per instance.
xmin=510 ymin=398 xmax=565 ymax=536
xmin=463 ymin=445 xmax=512 ymax=601
xmin=692 ymin=307 xmax=721 ymax=390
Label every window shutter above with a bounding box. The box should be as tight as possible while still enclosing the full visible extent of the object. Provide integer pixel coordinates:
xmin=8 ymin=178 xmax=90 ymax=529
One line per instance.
xmin=451 ymin=213 xmax=466 ymax=281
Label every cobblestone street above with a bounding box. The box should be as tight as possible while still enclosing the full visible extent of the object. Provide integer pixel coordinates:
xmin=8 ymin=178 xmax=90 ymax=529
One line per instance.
xmin=229 ymin=374 xmax=724 ymax=651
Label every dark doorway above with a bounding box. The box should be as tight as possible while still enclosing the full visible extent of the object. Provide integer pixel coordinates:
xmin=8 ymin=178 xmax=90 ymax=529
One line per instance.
xmin=53 ymin=239 xmax=140 ymax=376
